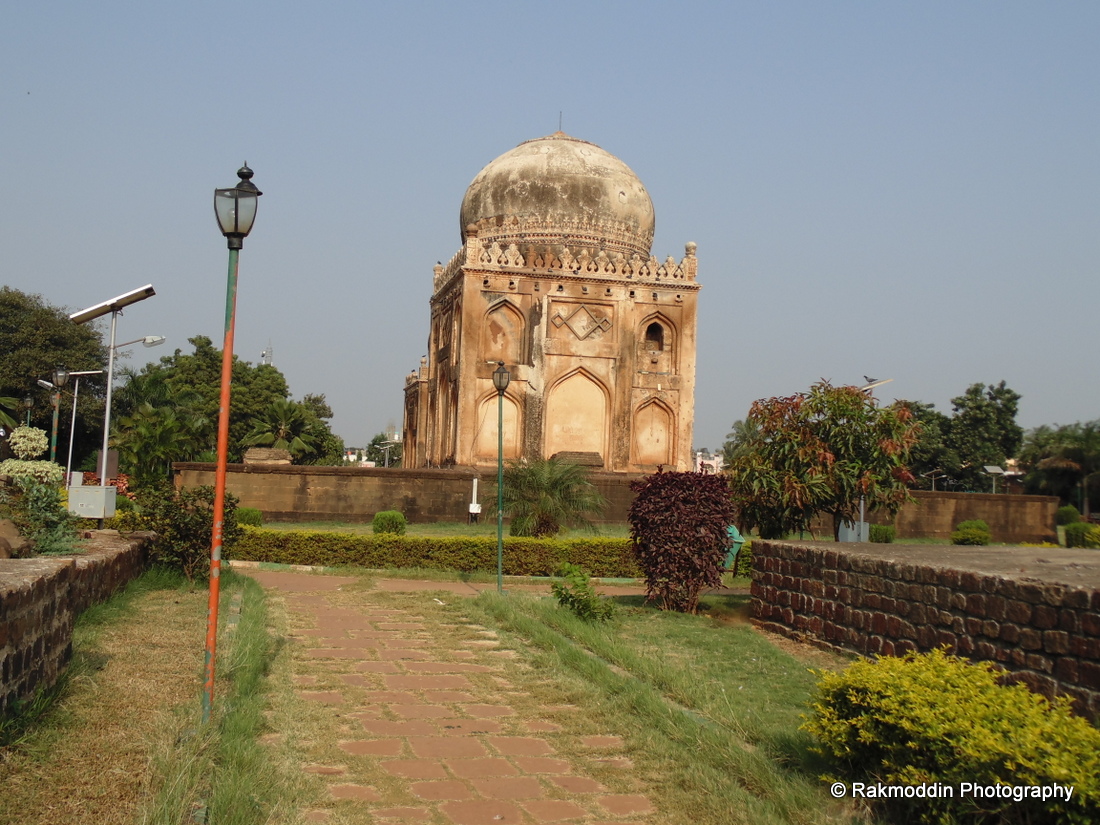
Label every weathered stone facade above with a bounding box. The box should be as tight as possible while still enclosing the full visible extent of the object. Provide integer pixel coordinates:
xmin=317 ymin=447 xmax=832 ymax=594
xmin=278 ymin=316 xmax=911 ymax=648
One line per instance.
xmin=0 ymin=531 xmax=150 ymax=714
xmin=751 ymin=541 xmax=1100 ymax=719
xmin=403 ymin=133 xmax=699 ymax=472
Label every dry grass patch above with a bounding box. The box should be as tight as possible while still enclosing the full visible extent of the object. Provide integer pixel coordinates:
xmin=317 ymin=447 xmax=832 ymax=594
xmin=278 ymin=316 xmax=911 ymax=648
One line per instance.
xmin=0 ymin=574 xmax=205 ymax=825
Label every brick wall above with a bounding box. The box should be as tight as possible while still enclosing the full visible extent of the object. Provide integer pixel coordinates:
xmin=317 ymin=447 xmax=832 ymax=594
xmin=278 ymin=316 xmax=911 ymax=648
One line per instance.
xmin=0 ymin=532 xmax=149 ymax=715
xmin=750 ymin=541 xmax=1100 ymax=719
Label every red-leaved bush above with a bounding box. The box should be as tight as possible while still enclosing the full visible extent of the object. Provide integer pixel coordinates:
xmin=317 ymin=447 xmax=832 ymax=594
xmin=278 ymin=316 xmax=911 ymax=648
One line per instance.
xmin=628 ymin=470 xmax=736 ymax=613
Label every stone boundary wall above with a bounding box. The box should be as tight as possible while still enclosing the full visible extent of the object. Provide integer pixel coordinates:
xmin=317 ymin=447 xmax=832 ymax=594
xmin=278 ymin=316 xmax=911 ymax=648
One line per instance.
xmin=0 ymin=532 xmax=150 ymax=715
xmin=172 ymin=463 xmax=642 ymax=524
xmin=750 ymin=541 xmax=1100 ymax=719
xmin=172 ymin=464 xmax=1056 ymax=540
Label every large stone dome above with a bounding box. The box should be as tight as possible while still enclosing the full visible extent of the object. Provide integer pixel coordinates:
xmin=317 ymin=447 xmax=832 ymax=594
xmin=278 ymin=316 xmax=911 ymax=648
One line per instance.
xmin=460 ymin=132 xmax=655 ymax=258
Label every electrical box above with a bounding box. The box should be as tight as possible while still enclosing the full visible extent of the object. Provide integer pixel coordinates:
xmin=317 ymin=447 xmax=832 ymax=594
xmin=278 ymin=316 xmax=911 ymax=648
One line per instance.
xmin=68 ymin=486 xmax=117 ymax=519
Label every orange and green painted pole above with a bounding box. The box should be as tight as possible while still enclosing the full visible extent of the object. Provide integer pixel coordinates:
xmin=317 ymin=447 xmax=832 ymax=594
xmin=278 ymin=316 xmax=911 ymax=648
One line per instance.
xmin=202 ymin=246 xmax=239 ymax=724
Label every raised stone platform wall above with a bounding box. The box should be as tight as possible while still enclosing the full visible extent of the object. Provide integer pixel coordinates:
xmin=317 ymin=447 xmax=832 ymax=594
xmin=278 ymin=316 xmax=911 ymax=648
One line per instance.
xmin=751 ymin=541 xmax=1100 ymax=719
xmin=172 ymin=464 xmax=1055 ymax=541
xmin=0 ymin=532 xmax=150 ymax=715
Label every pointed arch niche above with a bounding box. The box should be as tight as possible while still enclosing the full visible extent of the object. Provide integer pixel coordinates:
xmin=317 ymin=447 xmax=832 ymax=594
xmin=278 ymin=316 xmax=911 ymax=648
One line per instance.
xmin=633 ymin=400 xmax=674 ymax=467
xmin=482 ymin=300 xmax=525 ymax=364
xmin=545 ymin=370 xmax=608 ymax=461
xmin=637 ymin=312 xmax=677 ymax=374
xmin=475 ymin=392 xmax=521 ymax=460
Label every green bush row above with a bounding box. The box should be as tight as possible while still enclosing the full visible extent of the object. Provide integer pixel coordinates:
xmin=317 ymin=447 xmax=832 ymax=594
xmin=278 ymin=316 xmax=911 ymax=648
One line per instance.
xmin=1064 ymin=522 xmax=1100 ymax=549
xmin=804 ymin=648 xmax=1100 ymax=824
xmin=233 ymin=527 xmax=642 ymax=578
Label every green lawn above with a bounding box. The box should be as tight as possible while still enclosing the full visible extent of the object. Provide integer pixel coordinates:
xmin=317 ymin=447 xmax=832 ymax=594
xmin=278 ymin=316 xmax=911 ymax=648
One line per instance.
xmin=464 ymin=588 xmax=870 ymax=825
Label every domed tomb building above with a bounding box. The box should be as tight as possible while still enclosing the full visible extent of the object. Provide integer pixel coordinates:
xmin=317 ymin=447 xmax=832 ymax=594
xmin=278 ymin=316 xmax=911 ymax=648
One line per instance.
xmin=402 ymin=132 xmax=699 ymax=472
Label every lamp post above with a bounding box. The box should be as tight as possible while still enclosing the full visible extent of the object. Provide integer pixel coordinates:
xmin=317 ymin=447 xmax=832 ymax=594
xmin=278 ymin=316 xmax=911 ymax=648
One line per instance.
xmin=37 ymin=369 xmax=69 ymax=463
xmin=63 ymin=370 xmax=105 ymax=485
xmin=204 ymin=163 xmax=262 ymax=724
xmin=492 ymin=361 xmax=510 ymax=594
xmin=22 ymin=396 xmax=32 ymax=426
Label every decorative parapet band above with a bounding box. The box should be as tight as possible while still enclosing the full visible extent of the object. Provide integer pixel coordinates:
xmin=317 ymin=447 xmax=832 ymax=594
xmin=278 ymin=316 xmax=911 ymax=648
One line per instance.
xmin=463 ymin=214 xmax=654 ymax=260
xmin=434 ymin=238 xmax=697 ymax=293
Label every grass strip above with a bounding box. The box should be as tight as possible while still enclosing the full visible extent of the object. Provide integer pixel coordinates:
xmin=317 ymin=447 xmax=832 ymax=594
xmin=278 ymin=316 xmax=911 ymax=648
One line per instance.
xmin=141 ymin=570 xmax=306 ymax=825
xmin=467 ymin=592 xmax=868 ymax=825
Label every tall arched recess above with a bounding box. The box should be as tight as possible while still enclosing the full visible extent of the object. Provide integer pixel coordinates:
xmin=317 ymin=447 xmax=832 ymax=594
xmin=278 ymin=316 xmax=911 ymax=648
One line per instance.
xmin=544 ymin=370 xmax=608 ymax=462
xmin=474 ymin=392 xmax=521 ymax=460
xmin=632 ymin=400 xmax=674 ymax=467
xmin=482 ymin=300 xmax=525 ymax=365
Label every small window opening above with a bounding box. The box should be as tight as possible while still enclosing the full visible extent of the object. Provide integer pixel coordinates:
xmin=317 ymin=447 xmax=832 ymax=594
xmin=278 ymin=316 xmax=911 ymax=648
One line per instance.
xmin=644 ymin=322 xmax=664 ymax=350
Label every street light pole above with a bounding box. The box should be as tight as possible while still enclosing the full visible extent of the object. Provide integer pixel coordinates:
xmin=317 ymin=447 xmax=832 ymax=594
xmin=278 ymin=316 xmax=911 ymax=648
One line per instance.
xmin=204 ymin=164 xmax=262 ymax=724
xmin=64 ymin=370 xmax=104 ymax=485
xmin=492 ymin=362 xmax=511 ymax=594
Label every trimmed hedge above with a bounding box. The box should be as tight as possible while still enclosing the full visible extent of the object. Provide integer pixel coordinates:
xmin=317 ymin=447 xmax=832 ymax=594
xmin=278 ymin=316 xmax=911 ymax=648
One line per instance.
xmin=233 ymin=527 xmax=642 ymax=578
xmin=1064 ymin=522 xmax=1100 ymax=549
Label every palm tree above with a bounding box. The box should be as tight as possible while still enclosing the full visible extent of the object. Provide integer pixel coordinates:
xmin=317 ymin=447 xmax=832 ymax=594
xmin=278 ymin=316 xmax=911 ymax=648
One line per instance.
xmin=240 ymin=399 xmax=320 ymax=461
xmin=1025 ymin=420 xmax=1100 ymax=517
xmin=112 ymin=402 xmax=208 ymax=487
xmin=0 ymin=397 xmax=19 ymax=430
xmin=491 ymin=457 xmax=608 ymax=538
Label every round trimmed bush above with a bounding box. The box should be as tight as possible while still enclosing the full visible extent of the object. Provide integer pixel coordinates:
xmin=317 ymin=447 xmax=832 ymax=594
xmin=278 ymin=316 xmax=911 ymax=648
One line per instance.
xmin=952 ymin=527 xmax=991 ymax=546
xmin=372 ymin=510 xmax=407 ymax=535
xmin=1056 ymin=505 xmax=1082 ymax=525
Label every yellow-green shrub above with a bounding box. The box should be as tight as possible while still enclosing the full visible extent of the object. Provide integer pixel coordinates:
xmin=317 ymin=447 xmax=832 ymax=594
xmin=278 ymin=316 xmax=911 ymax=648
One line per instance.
xmin=803 ymin=648 xmax=1100 ymax=824
xmin=233 ymin=528 xmax=641 ymax=578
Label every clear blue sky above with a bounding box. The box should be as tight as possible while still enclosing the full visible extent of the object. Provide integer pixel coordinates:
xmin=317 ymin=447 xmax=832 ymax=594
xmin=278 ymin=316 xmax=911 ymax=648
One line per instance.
xmin=3 ymin=1 xmax=1096 ymax=450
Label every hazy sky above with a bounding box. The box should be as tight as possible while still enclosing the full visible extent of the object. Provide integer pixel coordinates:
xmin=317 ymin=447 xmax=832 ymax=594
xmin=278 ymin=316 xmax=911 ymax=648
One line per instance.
xmin=3 ymin=2 xmax=1096 ymax=451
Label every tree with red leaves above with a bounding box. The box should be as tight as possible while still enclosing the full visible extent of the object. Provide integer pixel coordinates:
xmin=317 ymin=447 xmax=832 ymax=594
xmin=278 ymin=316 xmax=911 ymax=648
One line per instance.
xmin=727 ymin=380 xmax=920 ymax=540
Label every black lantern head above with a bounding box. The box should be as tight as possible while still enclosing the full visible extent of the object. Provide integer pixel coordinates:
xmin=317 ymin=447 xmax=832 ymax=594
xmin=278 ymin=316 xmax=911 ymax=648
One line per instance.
xmin=215 ymin=164 xmax=263 ymax=249
xmin=492 ymin=361 xmax=511 ymax=393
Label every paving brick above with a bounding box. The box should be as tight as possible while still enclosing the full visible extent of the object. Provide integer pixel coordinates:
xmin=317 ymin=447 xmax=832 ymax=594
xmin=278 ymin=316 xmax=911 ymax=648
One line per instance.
xmin=390 ymin=704 xmax=453 ymax=718
xmin=444 ymin=758 xmax=520 ymax=778
xmin=435 ymin=719 xmax=503 ymax=735
xmin=378 ymin=649 xmax=433 ymax=661
xmin=362 ymin=690 xmax=422 ymax=703
xmin=377 ymin=622 xmax=428 ymax=631
xmin=405 ymin=662 xmax=498 ymax=674
xmin=591 ymin=757 xmax=633 ymax=769
xmin=440 ymin=800 xmax=525 ymax=824
xmin=305 ymin=648 xmax=369 ymax=659
xmin=461 ymin=704 xmax=515 ymax=717
xmin=471 ymin=776 xmax=544 ymax=799
xmin=380 ymin=638 xmax=433 ymax=647
xmin=352 ymin=661 xmax=401 ymax=673
xmin=360 ymin=719 xmax=438 ymax=737
xmin=526 ymin=721 xmax=561 ymax=732
xmin=425 ymin=691 xmax=476 ymax=703
xmin=292 ymin=674 xmax=320 ymax=685
xmin=371 ymin=807 xmax=432 ymax=821
xmin=549 ymin=775 xmax=605 ymax=793
xmin=302 ymin=809 xmax=331 ymax=822
xmin=329 ymin=783 xmax=381 ymax=801
xmin=522 ymin=799 xmax=589 ymax=822
xmin=381 ymin=758 xmax=449 ymax=779
xmin=408 ymin=736 xmax=490 ymax=759
xmin=511 ymin=757 xmax=572 ymax=774
xmin=598 ymin=795 xmax=654 ymax=816
xmin=338 ymin=739 xmax=404 ymax=756
xmin=489 ymin=736 xmax=555 ymax=756
xmin=387 ymin=674 xmax=474 ymax=690
xmin=410 ymin=779 xmax=474 ymax=800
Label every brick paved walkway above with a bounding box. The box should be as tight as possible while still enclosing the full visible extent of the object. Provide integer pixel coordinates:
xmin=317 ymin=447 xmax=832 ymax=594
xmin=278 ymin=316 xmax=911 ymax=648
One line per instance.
xmin=244 ymin=570 xmax=658 ymax=824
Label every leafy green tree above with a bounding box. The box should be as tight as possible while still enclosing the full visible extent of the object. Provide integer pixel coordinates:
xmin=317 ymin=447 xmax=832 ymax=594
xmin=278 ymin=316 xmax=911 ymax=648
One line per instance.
xmin=720 ymin=418 xmax=761 ymax=467
xmin=240 ymin=399 xmax=320 ymax=461
xmin=0 ymin=287 xmax=109 ymax=465
xmin=365 ymin=432 xmax=403 ymax=467
xmin=112 ymin=402 xmax=209 ymax=487
xmin=727 ymin=381 xmax=920 ymax=540
xmin=489 ymin=457 xmax=607 ymax=538
xmin=895 ymin=401 xmax=960 ymax=489
xmin=124 ymin=336 xmax=289 ymax=461
xmin=943 ymin=381 xmax=1022 ymax=491
xmin=298 ymin=393 xmax=346 ymax=465
xmin=1019 ymin=420 xmax=1100 ymax=516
